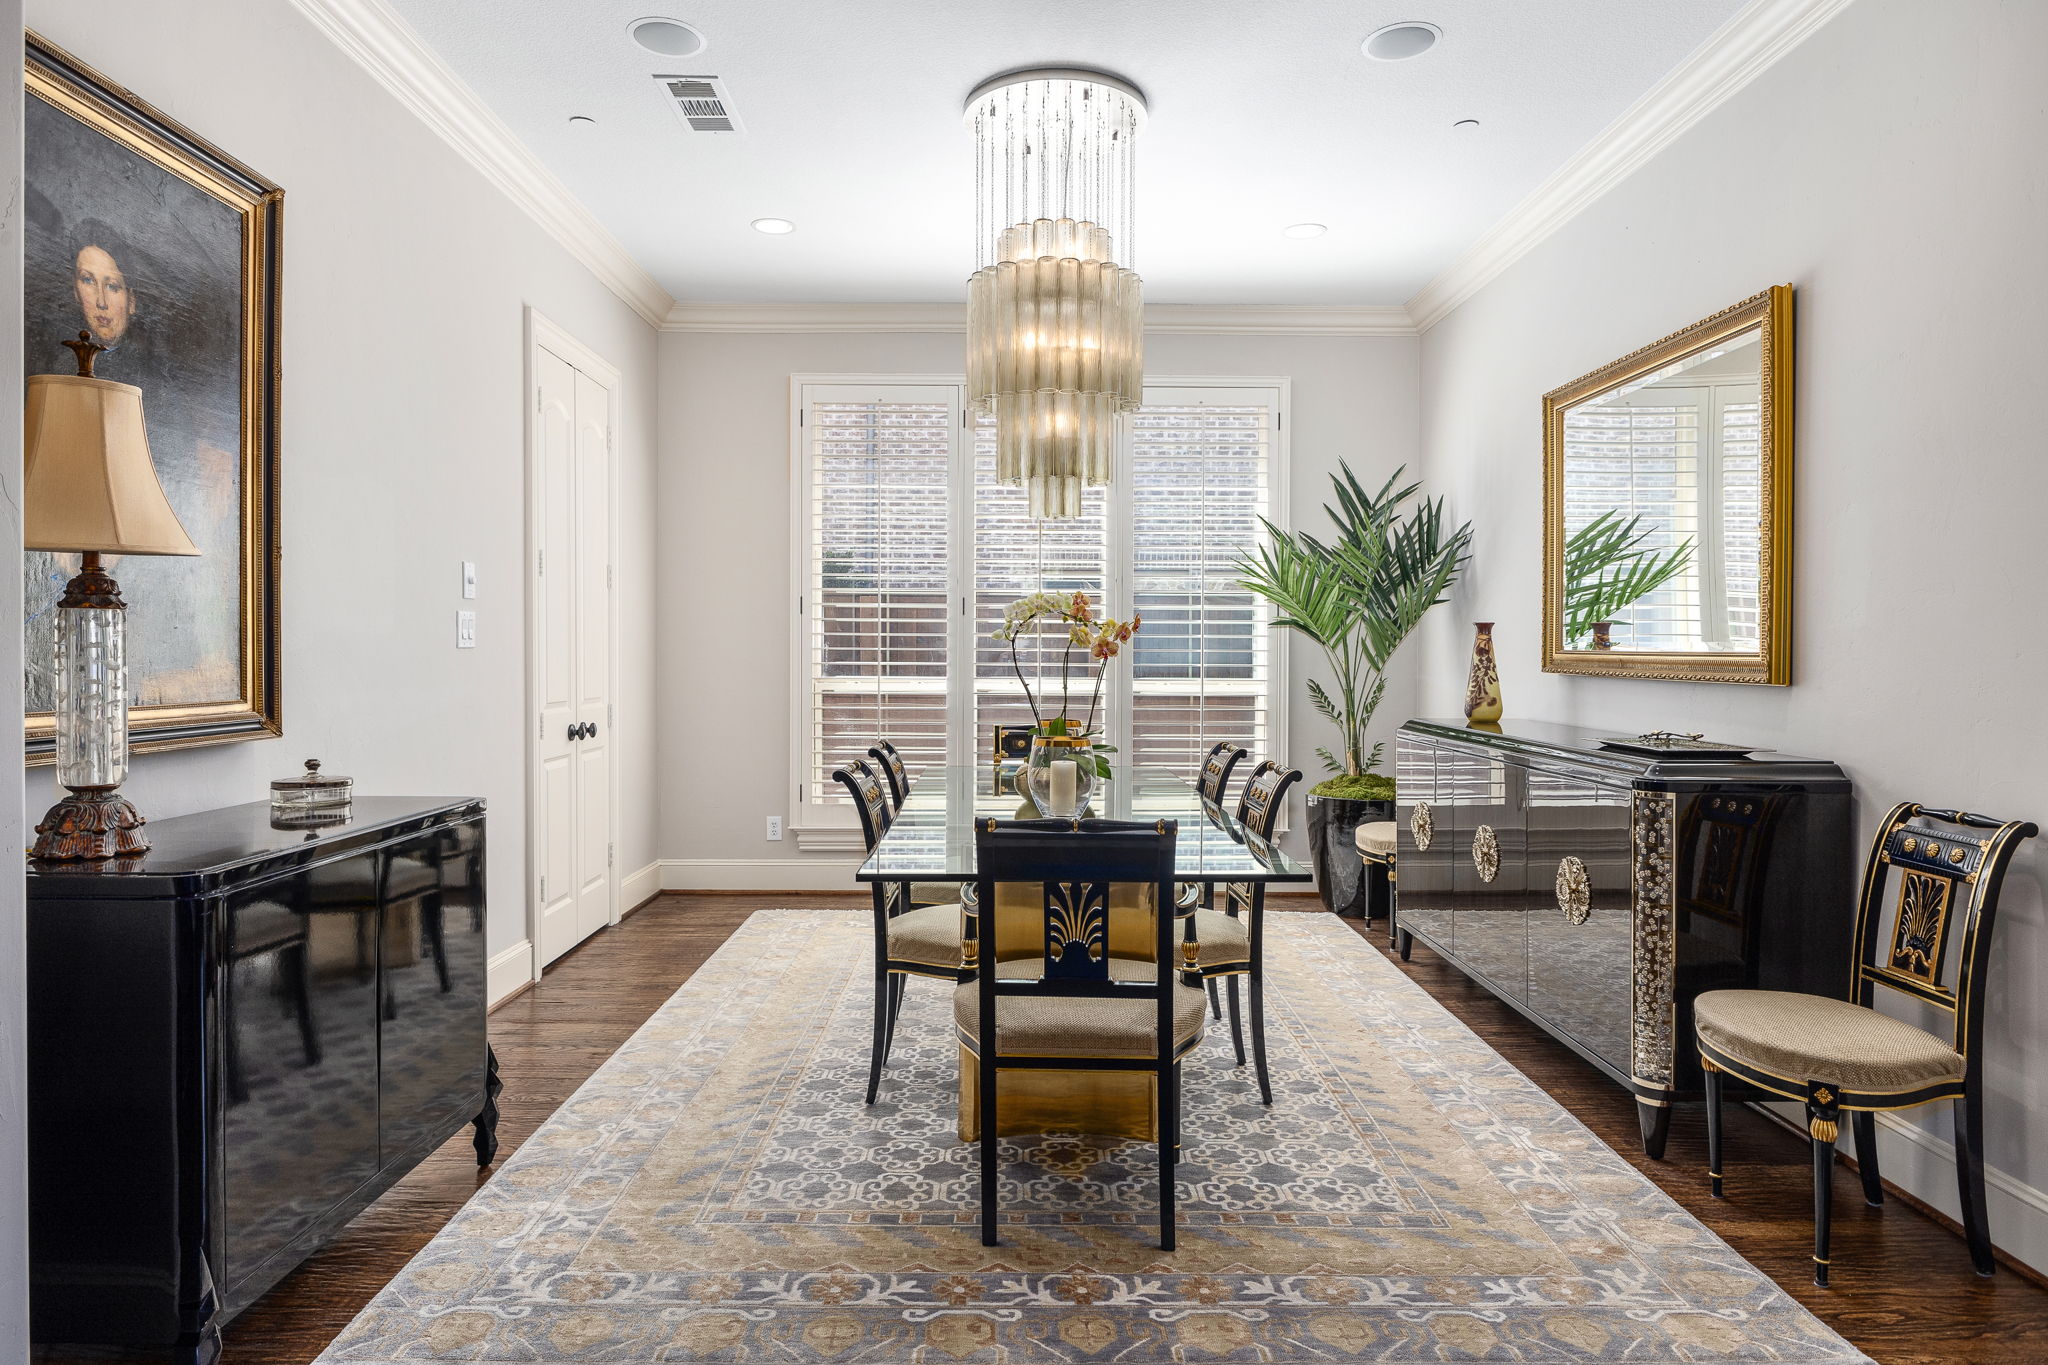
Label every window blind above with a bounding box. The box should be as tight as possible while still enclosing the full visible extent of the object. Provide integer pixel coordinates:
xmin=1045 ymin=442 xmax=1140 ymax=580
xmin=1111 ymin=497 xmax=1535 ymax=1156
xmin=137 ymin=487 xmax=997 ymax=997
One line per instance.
xmin=801 ymin=390 xmax=953 ymax=806
xmin=1127 ymin=395 xmax=1275 ymax=772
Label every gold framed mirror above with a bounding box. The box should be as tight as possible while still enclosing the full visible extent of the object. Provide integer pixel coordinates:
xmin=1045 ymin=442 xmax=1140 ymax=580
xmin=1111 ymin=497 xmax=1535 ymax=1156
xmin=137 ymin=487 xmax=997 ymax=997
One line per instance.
xmin=1542 ymin=285 xmax=1793 ymax=684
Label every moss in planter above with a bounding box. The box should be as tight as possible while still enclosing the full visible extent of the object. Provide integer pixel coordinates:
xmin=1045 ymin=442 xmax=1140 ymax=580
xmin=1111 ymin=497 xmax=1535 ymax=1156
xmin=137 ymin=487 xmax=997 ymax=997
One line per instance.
xmin=1309 ymin=773 xmax=1396 ymax=802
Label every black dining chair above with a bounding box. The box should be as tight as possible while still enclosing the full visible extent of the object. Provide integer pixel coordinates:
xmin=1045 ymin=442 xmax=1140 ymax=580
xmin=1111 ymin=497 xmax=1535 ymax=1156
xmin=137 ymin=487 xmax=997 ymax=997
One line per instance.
xmin=1196 ymin=741 xmax=1248 ymax=808
xmin=1187 ymin=759 xmax=1301 ymax=1104
xmin=868 ymin=740 xmax=911 ymax=811
xmin=961 ymin=817 xmax=1204 ymax=1250
xmin=1696 ymin=802 xmax=2036 ymax=1286
xmin=833 ymin=760 xmax=968 ymax=1103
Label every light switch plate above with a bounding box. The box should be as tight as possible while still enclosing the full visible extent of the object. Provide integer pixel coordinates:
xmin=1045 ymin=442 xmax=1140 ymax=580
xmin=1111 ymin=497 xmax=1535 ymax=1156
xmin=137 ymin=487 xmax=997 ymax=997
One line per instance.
xmin=457 ymin=610 xmax=476 ymax=648
xmin=461 ymin=561 xmax=477 ymax=599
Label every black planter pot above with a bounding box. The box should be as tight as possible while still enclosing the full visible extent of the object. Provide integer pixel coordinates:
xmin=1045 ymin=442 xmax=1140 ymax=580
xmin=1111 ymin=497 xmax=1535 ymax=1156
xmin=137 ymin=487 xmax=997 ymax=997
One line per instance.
xmin=1306 ymin=793 xmax=1395 ymax=916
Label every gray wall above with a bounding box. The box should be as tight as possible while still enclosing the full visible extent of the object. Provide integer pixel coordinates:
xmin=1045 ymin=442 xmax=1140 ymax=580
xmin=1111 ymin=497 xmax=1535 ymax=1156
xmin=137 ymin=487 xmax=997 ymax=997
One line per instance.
xmin=656 ymin=328 xmax=1423 ymax=884
xmin=1413 ymin=0 xmax=2048 ymax=1270
xmin=25 ymin=0 xmax=664 ymax=983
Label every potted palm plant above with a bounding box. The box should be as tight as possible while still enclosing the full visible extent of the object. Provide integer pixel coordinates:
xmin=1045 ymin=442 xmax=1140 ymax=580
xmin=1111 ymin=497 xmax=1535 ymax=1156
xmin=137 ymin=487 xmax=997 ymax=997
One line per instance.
xmin=1563 ymin=510 xmax=1693 ymax=649
xmin=1238 ymin=464 xmax=1473 ymax=915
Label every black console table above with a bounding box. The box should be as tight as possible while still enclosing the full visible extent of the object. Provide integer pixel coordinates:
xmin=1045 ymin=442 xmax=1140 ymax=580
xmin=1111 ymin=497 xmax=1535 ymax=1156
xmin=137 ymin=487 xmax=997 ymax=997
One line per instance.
xmin=1393 ymin=720 xmax=1852 ymax=1157
xmin=26 ymin=797 xmax=499 ymax=1364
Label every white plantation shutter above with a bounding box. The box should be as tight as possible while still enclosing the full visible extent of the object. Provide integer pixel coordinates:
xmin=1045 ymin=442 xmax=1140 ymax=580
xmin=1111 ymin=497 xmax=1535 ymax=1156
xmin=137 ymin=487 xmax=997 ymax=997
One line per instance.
xmin=1127 ymin=389 xmax=1277 ymax=772
xmin=972 ymin=413 xmax=1111 ymax=744
xmin=794 ymin=377 xmax=1287 ymax=820
xmin=799 ymin=385 xmax=956 ymax=806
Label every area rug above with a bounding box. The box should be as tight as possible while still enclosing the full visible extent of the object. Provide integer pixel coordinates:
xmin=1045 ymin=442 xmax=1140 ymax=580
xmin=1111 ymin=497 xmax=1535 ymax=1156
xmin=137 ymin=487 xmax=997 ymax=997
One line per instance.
xmin=318 ymin=909 xmax=1869 ymax=1363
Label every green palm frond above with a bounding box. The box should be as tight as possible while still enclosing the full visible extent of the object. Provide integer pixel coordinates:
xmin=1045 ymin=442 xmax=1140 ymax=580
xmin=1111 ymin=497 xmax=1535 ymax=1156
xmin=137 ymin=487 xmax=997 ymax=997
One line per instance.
xmin=1564 ymin=511 xmax=1694 ymax=646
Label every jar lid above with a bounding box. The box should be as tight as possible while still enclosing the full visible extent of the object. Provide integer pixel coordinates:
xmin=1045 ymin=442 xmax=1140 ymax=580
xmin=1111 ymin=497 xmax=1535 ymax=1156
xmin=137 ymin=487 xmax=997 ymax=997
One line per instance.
xmin=271 ymin=758 xmax=353 ymax=793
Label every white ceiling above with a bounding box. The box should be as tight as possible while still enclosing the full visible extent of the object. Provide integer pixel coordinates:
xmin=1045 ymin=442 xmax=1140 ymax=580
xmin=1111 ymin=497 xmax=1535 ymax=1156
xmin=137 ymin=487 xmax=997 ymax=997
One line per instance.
xmin=385 ymin=0 xmax=1747 ymax=306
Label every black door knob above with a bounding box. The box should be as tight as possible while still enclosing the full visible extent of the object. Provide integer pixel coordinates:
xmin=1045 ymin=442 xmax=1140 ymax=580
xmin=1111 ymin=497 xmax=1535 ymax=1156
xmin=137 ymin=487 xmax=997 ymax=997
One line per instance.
xmin=588 ymin=721 xmax=600 ymax=738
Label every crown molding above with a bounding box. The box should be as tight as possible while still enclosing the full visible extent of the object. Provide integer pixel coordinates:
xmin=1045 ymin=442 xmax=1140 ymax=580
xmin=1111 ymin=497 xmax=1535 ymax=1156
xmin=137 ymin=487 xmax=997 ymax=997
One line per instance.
xmin=1405 ymin=0 xmax=1857 ymax=331
xmin=287 ymin=0 xmax=674 ymax=328
xmin=663 ymin=301 xmax=1417 ymax=335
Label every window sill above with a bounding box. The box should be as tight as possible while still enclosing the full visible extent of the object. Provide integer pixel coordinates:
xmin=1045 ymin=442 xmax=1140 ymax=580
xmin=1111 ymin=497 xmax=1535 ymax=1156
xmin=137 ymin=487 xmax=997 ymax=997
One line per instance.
xmin=791 ymin=824 xmax=865 ymax=853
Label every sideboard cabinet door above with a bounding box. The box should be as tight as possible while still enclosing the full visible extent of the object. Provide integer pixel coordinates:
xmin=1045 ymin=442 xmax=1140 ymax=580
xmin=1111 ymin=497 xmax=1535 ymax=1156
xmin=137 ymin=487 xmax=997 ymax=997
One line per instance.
xmin=1450 ymin=749 xmax=1527 ymax=1002
xmin=1523 ymin=768 xmax=1635 ymax=1074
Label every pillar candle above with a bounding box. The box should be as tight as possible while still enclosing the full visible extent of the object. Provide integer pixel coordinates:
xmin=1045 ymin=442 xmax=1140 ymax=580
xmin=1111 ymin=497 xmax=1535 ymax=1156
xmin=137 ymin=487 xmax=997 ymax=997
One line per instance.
xmin=1050 ymin=757 xmax=1078 ymax=815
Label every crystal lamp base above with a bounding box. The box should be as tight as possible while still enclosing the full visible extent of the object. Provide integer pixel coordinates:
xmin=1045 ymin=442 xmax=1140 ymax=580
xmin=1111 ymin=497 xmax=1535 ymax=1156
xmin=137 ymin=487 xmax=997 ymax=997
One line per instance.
xmin=32 ymin=786 xmax=149 ymax=861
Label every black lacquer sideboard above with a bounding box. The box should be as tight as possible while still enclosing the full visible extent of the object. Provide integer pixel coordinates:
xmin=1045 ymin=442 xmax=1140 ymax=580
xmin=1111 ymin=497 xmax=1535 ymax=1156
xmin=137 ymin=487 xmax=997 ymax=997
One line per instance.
xmin=1393 ymin=720 xmax=1852 ymax=1158
xmin=26 ymin=797 xmax=499 ymax=1364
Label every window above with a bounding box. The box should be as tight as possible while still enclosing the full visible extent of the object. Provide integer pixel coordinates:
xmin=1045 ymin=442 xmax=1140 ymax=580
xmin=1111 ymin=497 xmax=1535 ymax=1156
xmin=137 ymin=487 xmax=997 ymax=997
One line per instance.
xmin=793 ymin=377 xmax=1286 ymax=826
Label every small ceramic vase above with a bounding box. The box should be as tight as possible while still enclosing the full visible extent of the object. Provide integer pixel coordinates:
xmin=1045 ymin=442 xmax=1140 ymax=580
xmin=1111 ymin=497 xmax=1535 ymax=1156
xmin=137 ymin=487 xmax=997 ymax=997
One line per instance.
xmin=1589 ymin=621 xmax=1615 ymax=651
xmin=1464 ymin=621 xmax=1503 ymax=723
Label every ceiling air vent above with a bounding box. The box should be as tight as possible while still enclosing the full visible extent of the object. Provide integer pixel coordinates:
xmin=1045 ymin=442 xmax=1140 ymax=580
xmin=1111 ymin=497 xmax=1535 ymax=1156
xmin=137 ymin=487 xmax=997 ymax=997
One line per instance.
xmin=657 ymin=75 xmax=741 ymax=133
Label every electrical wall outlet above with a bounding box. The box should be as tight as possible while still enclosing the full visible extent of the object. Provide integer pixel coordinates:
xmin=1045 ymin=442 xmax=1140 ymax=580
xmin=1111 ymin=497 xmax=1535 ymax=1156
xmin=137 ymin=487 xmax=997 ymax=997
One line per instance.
xmin=456 ymin=610 xmax=476 ymax=648
xmin=765 ymin=815 xmax=784 ymax=842
xmin=461 ymin=560 xmax=477 ymax=599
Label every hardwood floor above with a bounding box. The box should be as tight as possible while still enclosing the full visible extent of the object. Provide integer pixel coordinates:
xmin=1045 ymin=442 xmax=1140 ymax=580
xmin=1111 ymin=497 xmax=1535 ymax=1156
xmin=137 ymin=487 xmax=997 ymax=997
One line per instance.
xmin=38 ymin=893 xmax=2048 ymax=1363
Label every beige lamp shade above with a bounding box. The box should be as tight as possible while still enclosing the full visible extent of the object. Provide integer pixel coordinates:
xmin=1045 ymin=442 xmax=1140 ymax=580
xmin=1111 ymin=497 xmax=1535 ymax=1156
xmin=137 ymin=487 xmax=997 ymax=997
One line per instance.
xmin=24 ymin=372 xmax=199 ymax=556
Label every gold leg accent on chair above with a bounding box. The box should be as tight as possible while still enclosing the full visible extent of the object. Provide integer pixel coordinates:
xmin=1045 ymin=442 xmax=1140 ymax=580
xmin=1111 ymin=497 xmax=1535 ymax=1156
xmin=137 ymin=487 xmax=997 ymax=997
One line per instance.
xmin=1807 ymin=1085 xmax=1841 ymax=1287
xmin=1702 ymin=1055 xmax=1725 ymax=1198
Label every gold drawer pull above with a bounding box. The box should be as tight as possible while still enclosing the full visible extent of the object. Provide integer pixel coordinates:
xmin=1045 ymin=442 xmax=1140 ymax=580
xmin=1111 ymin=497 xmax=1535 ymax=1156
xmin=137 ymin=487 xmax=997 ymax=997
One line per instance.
xmin=1472 ymin=824 xmax=1499 ymax=883
xmin=1556 ymin=856 xmax=1591 ymax=924
xmin=1410 ymin=801 xmax=1434 ymax=852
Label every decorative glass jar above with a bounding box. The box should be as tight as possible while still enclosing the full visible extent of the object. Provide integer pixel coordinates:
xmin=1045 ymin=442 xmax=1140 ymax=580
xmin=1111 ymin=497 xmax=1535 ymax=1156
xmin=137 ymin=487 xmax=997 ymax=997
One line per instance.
xmin=270 ymin=759 xmax=353 ymax=827
xmin=1026 ymin=731 xmax=1098 ymax=819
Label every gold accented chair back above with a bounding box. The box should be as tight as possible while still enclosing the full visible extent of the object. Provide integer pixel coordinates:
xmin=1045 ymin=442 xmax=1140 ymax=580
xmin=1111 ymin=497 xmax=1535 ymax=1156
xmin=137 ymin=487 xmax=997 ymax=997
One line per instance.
xmin=1197 ymin=741 xmax=1248 ymax=806
xmin=868 ymin=740 xmax=912 ymax=810
xmin=1852 ymin=803 xmax=2037 ymax=1063
xmin=991 ymin=724 xmax=1033 ymax=765
xmin=833 ymin=760 xmax=894 ymax=850
xmin=1234 ymin=760 xmax=1301 ymax=842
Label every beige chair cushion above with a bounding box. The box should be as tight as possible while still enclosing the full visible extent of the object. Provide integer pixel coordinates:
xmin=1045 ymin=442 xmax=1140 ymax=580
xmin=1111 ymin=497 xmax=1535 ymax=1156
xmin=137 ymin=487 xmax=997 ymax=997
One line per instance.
xmin=1695 ymin=989 xmax=1965 ymax=1094
xmin=909 ymin=881 xmax=965 ymax=907
xmin=1192 ymin=908 xmax=1250 ymax=969
xmin=954 ymin=958 xmax=1207 ymax=1057
xmin=1355 ymin=821 xmax=1397 ymax=857
xmin=887 ymin=903 xmax=965 ymax=971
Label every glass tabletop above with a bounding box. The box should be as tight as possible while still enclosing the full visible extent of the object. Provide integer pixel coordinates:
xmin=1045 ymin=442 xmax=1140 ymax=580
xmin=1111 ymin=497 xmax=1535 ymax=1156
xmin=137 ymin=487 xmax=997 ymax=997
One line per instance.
xmin=856 ymin=764 xmax=1312 ymax=884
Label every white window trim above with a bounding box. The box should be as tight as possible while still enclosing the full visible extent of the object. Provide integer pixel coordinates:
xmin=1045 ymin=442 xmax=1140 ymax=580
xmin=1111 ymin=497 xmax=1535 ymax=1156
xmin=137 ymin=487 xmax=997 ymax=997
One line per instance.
xmin=789 ymin=372 xmax=1291 ymax=836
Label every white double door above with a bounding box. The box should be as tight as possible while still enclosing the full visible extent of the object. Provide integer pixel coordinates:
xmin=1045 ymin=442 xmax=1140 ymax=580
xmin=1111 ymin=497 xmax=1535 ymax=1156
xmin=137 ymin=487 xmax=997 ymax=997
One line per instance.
xmin=531 ymin=334 xmax=615 ymax=967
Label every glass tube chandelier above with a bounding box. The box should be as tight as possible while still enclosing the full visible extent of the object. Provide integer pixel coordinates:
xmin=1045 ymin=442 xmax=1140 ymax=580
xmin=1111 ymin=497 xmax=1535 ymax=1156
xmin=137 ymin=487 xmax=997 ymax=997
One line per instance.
xmin=965 ymin=68 xmax=1146 ymax=519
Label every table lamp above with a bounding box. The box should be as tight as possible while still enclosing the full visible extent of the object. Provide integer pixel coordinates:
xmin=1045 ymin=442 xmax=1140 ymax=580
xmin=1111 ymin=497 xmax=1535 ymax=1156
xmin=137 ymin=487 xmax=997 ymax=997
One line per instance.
xmin=24 ymin=331 xmax=200 ymax=859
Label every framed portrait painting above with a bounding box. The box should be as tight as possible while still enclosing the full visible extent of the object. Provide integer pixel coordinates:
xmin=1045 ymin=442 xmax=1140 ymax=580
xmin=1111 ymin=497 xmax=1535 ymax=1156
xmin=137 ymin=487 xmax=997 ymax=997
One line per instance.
xmin=23 ymin=35 xmax=281 ymax=762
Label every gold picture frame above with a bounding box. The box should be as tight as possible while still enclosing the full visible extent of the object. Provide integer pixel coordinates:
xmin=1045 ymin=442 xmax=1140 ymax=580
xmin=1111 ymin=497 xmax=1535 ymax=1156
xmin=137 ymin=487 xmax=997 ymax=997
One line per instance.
xmin=24 ymin=35 xmax=282 ymax=763
xmin=1541 ymin=285 xmax=1793 ymax=685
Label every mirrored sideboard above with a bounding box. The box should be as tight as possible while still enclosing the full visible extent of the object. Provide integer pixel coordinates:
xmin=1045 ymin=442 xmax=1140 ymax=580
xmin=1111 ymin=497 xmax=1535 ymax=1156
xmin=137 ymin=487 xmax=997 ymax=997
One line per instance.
xmin=1393 ymin=718 xmax=1851 ymax=1157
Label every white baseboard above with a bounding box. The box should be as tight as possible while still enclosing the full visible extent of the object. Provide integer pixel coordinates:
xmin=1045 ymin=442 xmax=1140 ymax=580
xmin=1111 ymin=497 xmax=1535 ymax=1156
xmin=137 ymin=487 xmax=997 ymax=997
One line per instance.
xmin=1756 ymin=1099 xmax=2047 ymax=1276
xmin=621 ymin=860 xmax=663 ymax=910
xmin=658 ymin=856 xmax=865 ymax=892
xmin=487 ymin=939 xmax=535 ymax=1007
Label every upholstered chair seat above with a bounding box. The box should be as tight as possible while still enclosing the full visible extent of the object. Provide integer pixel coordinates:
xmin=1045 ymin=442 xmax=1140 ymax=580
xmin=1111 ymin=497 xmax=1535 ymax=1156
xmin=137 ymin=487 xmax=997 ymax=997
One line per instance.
xmin=1695 ymin=990 xmax=1964 ymax=1094
xmin=1191 ymin=908 xmax=1251 ymax=971
xmin=953 ymin=958 xmax=1207 ymax=1057
xmin=1355 ymin=821 xmax=1397 ymax=858
xmin=887 ymin=902 xmax=967 ymax=975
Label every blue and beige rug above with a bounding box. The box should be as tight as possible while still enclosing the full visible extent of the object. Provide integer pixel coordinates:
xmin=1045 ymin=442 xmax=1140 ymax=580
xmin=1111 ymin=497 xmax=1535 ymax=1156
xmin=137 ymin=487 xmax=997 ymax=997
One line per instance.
xmin=319 ymin=909 xmax=1868 ymax=1362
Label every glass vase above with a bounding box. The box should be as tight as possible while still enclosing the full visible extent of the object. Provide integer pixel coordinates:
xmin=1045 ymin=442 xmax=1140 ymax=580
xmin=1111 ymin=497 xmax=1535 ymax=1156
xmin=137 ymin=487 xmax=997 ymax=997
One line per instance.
xmin=1026 ymin=732 xmax=1097 ymax=819
xmin=54 ymin=604 xmax=127 ymax=790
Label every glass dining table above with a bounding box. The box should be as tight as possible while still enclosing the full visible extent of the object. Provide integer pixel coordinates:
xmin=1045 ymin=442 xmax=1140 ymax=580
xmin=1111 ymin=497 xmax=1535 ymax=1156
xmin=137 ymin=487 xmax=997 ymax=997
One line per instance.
xmin=856 ymin=763 xmax=1312 ymax=1142
xmin=854 ymin=762 xmax=1313 ymax=890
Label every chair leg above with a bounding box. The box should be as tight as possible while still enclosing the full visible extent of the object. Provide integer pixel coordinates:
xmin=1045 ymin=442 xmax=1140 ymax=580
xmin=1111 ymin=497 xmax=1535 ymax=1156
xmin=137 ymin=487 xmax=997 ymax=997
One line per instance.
xmin=1809 ymin=1103 xmax=1839 ymax=1287
xmin=864 ymin=963 xmax=889 ymax=1105
xmin=1206 ymin=977 xmax=1221 ymax=1021
xmin=1248 ymin=971 xmax=1271 ymax=1105
xmin=1397 ymin=929 xmax=1414 ymax=962
xmin=1704 ymin=1061 xmax=1725 ymax=1198
xmin=1225 ymin=976 xmax=1246 ymax=1067
xmin=1954 ymin=1091 xmax=1996 ymax=1276
xmin=1159 ymin=1059 xmax=1178 ymax=1252
xmin=1851 ymin=1111 xmax=1884 ymax=1208
xmin=980 ymin=1055 xmax=1001 ymax=1248
xmin=882 ymin=973 xmax=905 ymax=1063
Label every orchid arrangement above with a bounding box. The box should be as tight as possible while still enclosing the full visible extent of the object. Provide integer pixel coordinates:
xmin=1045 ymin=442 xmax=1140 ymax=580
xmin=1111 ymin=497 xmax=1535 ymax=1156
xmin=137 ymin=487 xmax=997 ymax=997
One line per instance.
xmin=992 ymin=589 xmax=1139 ymax=778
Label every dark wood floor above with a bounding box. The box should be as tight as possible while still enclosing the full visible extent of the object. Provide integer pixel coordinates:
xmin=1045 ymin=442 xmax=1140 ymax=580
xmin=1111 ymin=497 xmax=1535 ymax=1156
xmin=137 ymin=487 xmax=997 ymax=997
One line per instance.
xmin=39 ymin=894 xmax=2048 ymax=1364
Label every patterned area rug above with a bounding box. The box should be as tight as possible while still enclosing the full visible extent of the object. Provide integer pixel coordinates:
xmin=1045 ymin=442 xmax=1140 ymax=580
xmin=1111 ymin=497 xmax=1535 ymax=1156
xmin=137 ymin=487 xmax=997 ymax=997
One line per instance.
xmin=319 ymin=909 xmax=1869 ymax=1363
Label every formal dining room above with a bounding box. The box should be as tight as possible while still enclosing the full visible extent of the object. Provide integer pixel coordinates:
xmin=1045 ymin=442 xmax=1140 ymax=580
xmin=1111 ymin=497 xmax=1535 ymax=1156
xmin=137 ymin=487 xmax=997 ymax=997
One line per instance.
xmin=5 ymin=2 xmax=2046 ymax=1363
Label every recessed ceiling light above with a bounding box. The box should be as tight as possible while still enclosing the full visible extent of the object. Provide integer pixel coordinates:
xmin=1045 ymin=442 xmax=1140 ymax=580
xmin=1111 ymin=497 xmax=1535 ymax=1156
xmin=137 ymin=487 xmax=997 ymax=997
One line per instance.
xmin=1281 ymin=223 xmax=1327 ymax=239
xmin=629 ymin=17 xmax=706 ymax=58
xmin=1453 ymin=118 xmax=1480 ymax=131
xmin=1362 ymin=21 xmax=1441 ymax=61
xmin=751 ymin=217 xmax=795 ymax=235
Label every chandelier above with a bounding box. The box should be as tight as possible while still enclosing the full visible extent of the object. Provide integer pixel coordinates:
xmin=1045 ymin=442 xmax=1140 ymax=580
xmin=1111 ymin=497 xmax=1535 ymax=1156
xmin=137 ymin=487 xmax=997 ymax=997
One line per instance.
xmin=965 ymin=68 xmax=1146 ymax=519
